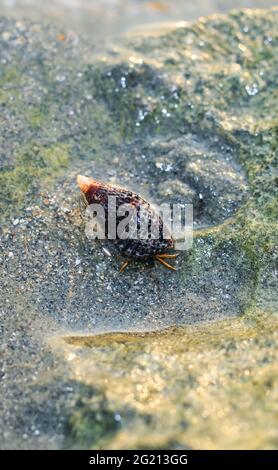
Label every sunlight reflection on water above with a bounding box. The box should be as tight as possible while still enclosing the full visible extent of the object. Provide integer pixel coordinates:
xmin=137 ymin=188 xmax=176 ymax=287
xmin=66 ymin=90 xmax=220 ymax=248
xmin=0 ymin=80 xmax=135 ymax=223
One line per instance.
xmin=0 ymin=0 xmax=277 ymax=42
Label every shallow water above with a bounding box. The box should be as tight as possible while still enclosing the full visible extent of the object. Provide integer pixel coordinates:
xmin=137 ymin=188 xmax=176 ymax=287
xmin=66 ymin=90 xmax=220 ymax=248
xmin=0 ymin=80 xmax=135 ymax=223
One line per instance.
xmin=0 ymin=7 xmax=277 ymax=449
xmin=0 ymin=0 xmax=277 ymax=42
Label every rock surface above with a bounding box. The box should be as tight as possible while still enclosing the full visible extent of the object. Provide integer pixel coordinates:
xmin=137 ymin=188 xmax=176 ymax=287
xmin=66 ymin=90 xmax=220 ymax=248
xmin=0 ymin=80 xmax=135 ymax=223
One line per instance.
xmin=0 ymin=8 xmax=277 ymax=449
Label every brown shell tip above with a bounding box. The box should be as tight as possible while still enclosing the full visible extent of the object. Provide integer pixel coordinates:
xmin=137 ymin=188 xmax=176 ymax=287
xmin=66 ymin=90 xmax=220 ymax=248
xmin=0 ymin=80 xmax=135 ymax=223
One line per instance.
xmin=77 ymin=174 xmax=93 ymax=194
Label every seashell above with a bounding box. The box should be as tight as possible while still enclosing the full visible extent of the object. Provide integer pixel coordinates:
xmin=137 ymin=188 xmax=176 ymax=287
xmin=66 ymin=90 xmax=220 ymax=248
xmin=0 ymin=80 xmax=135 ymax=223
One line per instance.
xmin=77 ymin=175 xmax=177 ymax=272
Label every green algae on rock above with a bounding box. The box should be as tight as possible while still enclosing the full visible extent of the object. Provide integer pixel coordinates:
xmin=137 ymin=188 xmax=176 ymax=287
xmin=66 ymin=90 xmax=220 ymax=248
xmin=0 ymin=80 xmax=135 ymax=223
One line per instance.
xmin=0 ymin=8 xmax=277 ymax=450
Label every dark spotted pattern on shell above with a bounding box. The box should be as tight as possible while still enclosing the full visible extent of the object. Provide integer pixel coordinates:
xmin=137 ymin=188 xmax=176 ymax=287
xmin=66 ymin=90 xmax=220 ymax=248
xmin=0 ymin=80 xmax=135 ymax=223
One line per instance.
xmin=77 ymin=175 xmax=174 ymax=260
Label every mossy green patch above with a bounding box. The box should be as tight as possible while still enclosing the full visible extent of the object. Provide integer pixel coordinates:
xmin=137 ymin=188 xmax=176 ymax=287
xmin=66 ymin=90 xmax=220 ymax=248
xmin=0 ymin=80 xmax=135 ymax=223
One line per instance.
xmin=25 ymin=108 xmax=46 ymax=129
xmin=0 ymin=144 xmax=71 ymax=219
xmin=66 ymin=394 xmax=120 ymax=449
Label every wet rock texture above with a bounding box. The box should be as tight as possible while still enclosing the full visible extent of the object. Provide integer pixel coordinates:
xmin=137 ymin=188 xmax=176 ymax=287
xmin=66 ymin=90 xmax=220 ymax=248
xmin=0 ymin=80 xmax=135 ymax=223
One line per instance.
xmin=0 ymin=9 xmax=277 ymax=449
